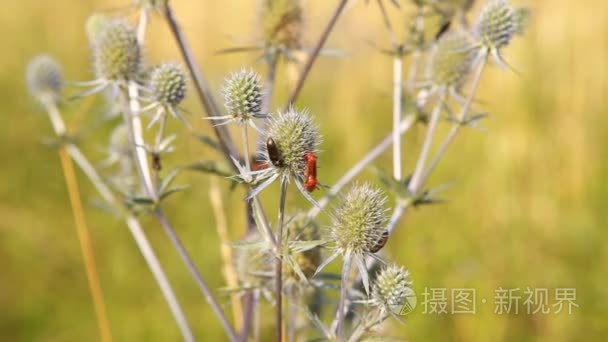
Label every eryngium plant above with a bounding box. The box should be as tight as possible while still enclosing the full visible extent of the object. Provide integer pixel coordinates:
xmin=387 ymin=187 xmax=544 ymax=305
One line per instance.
xmin=92 ymin=19 xmax=142 ymax=82
xmin=222 ymin=69 xmax=265 ymax=124
xmin=26 ymin=54 xmax=63 ymax=103
xmin=428 ymin=31 xmax=476 ymax=90
xmin=371 ymin=264 xmax=413 ymax=313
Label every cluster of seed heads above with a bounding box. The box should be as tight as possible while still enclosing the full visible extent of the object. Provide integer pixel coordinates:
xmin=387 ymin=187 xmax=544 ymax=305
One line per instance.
xmin=92 ymin=19 xmax=142 ymax=82
xmin=222 ymin=69 xmax=264 ymax=121
xmin=149 ymin=63 xmax=187 ymax=107
xmin=261 ymin=0 xmax=304 ymax=50
xmin=429 ymin=31 xmax=476 ymax=89
xmin=26 ymin=54 xmax=63 ymax=102
xmin=371 ymin=264 xmax=413 ymax=311
xmin=329 ymin=183 xmax=389 ymax=256
xmin=265 ymin=108 xmax=320 ymax=181
xmin=474 ymin=0 xmax=523 ymax=50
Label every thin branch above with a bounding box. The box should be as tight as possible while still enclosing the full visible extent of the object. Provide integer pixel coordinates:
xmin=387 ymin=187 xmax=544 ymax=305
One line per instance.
xmin=392 ymin=57 xmax=403 ymax=181
xmin=41 ymin=99 xmax=194 ymax=342
xmin=121 ymin=87 xmax=238 ymax=342
xmin=420 ymin=54 xmax=488 ymax=187
xmin=286 ymin=0 xmax=349 ymax=106
xmin=209 ymin=179 xmax=243 ymax=330
xmin=58 ymin=147 xmax=113 ymax=342
xmin=161 ymin=4 xmax=239 ymax=168
xmin=154 ymin=209 xmax=238 ymax=341
xmin=408 ymin=89 xmax=446 ymax=194
xmin=274 ymin=178 xmax=289 ymax=342
xmin=336 ymin=255 xmax=352 ymax=341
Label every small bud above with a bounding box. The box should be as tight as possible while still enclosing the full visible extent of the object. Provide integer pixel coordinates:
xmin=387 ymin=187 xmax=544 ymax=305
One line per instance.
xmin=474 ymin=0 xmax=524 ymax=50
xmin=260 ymin=0 xmax=304 ymax=50
xmin=234 ymin=235 xmax=274 ymax=289
xmin=329 ymin=183 xmax=388 ymax=256
xmin=26 ymin=54 xmax=63 ymax=103
xmin=371 ymin=264 xmax=413 ymax=311
xmin=222 ymin=69 xmax=264 ymax=121
xmin=92 ymin=19 xmax=142 ymax=82
xmin=428 ymin=31 xmax=475 ymax=89
xmin=149 ymin=63 xmax=187 ymax=107
xmin=266 ymin=107 xmax=321 ymax=181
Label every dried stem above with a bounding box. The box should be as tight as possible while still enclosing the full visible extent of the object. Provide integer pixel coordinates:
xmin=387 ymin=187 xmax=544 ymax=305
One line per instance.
xmin=275 ymin=178 xmax=288 ymax=342
xmin=336 ymin=255 xmax=352 ymax=342
xmin=392 ymin=56 xmax=403 ymax=181
xmin=161 ymin=3 xmax=239 ymax=167
xmin=286 ymin=0 xmax=349 ymax=106
xmin=42 ymin=99 xmax=193 ymax=342
xmin=57 ymin=147 xmax=112 ymax=342
xmin=209 ymin=179 xmax=243 ymax=330
xmin=408 ymin=89 xmax=447 ymax=194
xmin=120 ymin=86 xmax=238 ymax=341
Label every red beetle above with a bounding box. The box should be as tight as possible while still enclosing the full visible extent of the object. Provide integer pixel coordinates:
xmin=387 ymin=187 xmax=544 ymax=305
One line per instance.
xmin=304 ymin=151 xmax=318 ymax=192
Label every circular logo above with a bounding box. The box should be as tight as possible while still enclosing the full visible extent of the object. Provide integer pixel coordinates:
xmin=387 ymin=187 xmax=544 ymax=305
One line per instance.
xmin=389 ymin=290 xmax=418 ymax=315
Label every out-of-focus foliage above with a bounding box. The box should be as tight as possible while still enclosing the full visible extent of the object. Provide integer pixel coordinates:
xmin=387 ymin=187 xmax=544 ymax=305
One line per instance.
xmin=1 ymin=0 xmax=607 ymax=340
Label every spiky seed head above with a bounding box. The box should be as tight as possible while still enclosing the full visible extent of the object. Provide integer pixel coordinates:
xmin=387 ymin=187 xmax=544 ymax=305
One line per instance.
xmin=149 ymin=63 xmax=187 ymax=106
xmin=26 ymin=54 xmax=63 ymax=103
xmin=260 ymin=0 xmax=304 ymax=49
xmin=222 ymin=69 xmax=264 ymax=120
xmin=266 ymin=107 xmax=321 ymax=181
xmin=92 ymin=19 xmax=142 ymax=82
xmin=429 ymin=31 xmax=476 ymax=89
xmin=330 ymin=183 xmax=389 ymax=256
xmin=371 ymin=264 xmax=413 ymax=311
xmin=474 ymin=0 xmax=524 ymax=50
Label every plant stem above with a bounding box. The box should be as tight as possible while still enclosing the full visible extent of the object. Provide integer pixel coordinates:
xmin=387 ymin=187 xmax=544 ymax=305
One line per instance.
xmin=336 ymin=255 xmax=352 ymax=341
xmin=275 ymin=178 xmax=288 ymax=342
xmin=154 ymin=209 xmax=238 ymax=341
xmin=420 ymin=54 xmax=487 ymax=186
xmin=57 ymin=147 xmax=112 ymax=342
xmin=392 ymin=56 xmax=403 ymax=181
xmin=120 ymin=88 xmax=238 ymax=342
xmin=42 ymin=99 xmax=194 ymax=342
xmin=286 ymin=0 xmax=349 ymax=106
xmin=309 ymin=115 xmax=416 ymax=218
xmin=209 ymin=179 xmax=243 ymax=330
xmin=408 ymin=89 xmax=446 ymax=194
xmin=161 ymin=3 xmax=239 ymax=167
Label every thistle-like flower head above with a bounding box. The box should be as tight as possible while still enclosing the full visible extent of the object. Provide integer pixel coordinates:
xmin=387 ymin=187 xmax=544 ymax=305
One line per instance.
xmin=26 ymin=54 xmax=63 ymax=103
xmin=371 ymin=264 xmax=413 ymax=312
xmin=92 ymin=19 xmax=142 ymax=82
xmin=329 ymin=183 xmax=388 ymax=256
xmin=149 ymin=63 xmax=187 ymax=107
xmin=260 ymin=0 xmax=304 ymax=50
xmin=222 ymin=69 xmax=264 ymax=122
xmin=265 ymin=107 xmax=320 ymax=182
xmin=428 ymin=31 xmax=476 ymax=90
xmin=474 ymin=0 xmax=524 ymax=51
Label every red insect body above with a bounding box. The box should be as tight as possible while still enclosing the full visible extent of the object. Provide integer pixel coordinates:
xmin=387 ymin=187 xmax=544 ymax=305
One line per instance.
xmin=304 ymin=152 xmax=318 ymax=192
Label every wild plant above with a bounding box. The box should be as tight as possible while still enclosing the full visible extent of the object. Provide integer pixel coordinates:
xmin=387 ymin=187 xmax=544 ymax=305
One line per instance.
xmin=26 ymin=0 xmax=528 ymax=341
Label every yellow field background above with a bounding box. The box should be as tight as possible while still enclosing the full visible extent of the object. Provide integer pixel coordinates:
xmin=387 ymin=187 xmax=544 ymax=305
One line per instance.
xmin=1 ymin=0 xmax=606 ymax=340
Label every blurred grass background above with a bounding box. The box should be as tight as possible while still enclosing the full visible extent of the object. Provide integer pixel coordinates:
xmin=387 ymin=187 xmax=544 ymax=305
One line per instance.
xmin=1 ymin=0 xmax=607 ymax=340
